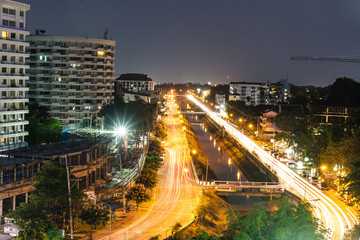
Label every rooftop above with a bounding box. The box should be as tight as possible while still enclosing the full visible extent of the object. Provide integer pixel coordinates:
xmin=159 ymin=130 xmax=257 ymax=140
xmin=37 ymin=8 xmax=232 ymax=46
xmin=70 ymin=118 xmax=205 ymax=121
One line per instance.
xmin=2 ymin=139 xmax=111 ymax=159
xmin=230 ymin=81 xmax=266 ymax=85
xmin=27 ymin=35 xmax=116 ymax=45
xmin=117 ymin=73 xmax=153 ymax=81
xmin=0 ymin=0 xmax=30 ymax=10
xmin=0 ymin=156 xmax=34 ymax=167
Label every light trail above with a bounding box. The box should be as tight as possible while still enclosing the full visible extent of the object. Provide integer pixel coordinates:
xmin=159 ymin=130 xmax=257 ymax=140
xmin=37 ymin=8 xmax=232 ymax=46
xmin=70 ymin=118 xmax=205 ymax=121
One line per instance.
xmin=187 ymin=94 xmax=355 ymax=239
xmin=100 ymin=97 xmax=199 ymax=240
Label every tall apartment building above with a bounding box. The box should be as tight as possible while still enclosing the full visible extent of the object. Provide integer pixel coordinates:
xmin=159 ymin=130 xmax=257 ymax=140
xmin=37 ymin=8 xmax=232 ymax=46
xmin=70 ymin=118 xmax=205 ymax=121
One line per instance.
xmin=0 ymin=0 xmax=30 ymax=151
xmin=229 ymin=79 xmax=290 ymax=105
xmin=26 ymin=35 xmax=115 ymax=129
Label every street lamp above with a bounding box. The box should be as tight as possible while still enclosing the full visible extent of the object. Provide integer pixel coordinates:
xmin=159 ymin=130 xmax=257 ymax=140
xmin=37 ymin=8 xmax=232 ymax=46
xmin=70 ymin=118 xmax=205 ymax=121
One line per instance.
xmin=114 ymin=126 xmax=127 ymax=217
xmin=89 ymin=196 xmax=111 ymax=240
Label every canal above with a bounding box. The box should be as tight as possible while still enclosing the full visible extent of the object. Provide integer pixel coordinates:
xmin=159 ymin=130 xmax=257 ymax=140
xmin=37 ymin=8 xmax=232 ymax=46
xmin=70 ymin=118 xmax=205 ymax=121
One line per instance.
xmin=191 ymin=122 xmax=266 ymax=212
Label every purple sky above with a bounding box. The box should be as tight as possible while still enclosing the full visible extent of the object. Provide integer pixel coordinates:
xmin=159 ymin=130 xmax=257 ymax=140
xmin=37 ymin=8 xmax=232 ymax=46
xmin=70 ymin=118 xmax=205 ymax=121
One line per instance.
xmin=21 ymin=0 xmax=360 ymax=86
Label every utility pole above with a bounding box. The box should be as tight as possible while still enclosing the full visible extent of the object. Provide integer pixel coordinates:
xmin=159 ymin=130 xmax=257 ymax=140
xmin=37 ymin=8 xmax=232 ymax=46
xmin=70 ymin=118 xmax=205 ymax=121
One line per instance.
xmin=119 ymin=142 xmax=126 ymax=217
xmin=65 ymin=155 xmax=74 ymax=239
xmin=205 ymin=156 xmax=208 ymax=187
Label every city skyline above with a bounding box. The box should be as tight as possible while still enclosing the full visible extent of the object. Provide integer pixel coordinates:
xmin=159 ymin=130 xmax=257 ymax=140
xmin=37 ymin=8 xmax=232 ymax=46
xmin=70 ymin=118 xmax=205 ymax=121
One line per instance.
xmin=22 ymin=0 xmax=360 ymax=86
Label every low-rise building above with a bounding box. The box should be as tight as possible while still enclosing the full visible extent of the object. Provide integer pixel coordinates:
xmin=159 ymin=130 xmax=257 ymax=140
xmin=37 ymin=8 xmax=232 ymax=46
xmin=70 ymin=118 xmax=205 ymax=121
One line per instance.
xmin=260 ymin=110 xmax=278 ymax=140
xmin=229 ymin=82 xmax=267 ymax=105
xmin=229 ymin=79 xmax=290 ymax=105
xmin=116 ymin=73 xmax=154 ymax=96
xmin=0 ymin=140 xmax=111 ymax=218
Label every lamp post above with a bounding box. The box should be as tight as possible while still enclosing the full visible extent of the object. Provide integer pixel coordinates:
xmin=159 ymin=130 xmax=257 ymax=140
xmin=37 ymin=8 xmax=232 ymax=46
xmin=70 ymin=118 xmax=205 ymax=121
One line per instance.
xmin=89 ymin=196 xmax=111 ymax=240
xmin=114 ymin=126 xmax=127 ymax=217
xmin=64 ymin=155 xmax=74 ymax=240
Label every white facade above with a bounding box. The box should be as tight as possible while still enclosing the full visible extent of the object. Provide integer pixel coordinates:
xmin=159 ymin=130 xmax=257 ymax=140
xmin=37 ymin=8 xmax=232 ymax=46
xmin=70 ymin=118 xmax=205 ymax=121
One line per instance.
xmin=27 ymin=35 xmax=115 ymax=129
xmin=0 ymin=0 xmax=30 ymax=151
xmin=123 ymin=92 xmax=150 ymax=103
xmin=229 ymin=82 xmax=267 ymax=105
xmin=117 ymin=73 xmax=154 ymax=93
xmin=229 ymin=80 xmax=290 ymax=105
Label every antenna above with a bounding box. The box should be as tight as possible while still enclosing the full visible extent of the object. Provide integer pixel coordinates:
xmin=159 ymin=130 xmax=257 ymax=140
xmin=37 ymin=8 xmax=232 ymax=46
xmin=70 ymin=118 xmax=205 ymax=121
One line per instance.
xmin=104 ymin=27 xmax=108 ymax=40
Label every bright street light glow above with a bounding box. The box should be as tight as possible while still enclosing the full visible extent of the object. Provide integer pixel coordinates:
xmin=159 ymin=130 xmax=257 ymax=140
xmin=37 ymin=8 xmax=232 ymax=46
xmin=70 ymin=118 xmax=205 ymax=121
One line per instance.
xmin=114 ymin=126 xmax=127 ymax=136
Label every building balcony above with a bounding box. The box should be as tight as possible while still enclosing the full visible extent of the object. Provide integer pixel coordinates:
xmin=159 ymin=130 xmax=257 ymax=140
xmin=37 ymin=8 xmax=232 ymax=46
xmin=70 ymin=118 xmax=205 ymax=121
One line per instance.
xmin=0 ymin=131 xmax=28 ymax=138
xmin=0 ymin=51 xmax=28 ymax=57
xmin=0 ymin=98 xmax=29 ymax=103
xmin=0 ymin=120 xmax=29 ymax=127
xmin=0 ymin=38 xmax=29 ymax=46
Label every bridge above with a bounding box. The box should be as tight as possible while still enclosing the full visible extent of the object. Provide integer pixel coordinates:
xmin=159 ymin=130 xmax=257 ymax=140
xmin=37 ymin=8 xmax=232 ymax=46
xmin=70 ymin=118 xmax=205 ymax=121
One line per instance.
xmin=198 ymin=181 xmax=288 ymax=198
xmin=182 ymin=111 xmax=205 ymax=115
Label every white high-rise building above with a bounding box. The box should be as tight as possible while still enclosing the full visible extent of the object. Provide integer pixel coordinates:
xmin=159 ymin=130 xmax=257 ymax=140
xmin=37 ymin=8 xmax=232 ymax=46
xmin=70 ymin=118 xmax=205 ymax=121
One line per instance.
xmin=27 ymin=35 xmax=115 ymax=129
xmin=0 ymin=0 xmax=30 ymax=150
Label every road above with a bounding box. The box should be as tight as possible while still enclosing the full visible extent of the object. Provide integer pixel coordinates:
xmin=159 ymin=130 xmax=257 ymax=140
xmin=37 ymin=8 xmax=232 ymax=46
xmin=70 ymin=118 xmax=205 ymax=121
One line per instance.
xmin=187 ymin=94 xmax=358 ymax=240
xmin=101 ymin=97 xmax=199 ymax=240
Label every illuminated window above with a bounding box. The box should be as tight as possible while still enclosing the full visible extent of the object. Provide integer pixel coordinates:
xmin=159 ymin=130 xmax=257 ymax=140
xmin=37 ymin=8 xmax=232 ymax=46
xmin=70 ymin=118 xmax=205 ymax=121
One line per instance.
xmin=97 ymin=51 xmax=104 ymax=56
xmin=2 ymin=31 xmax=8 ymax=38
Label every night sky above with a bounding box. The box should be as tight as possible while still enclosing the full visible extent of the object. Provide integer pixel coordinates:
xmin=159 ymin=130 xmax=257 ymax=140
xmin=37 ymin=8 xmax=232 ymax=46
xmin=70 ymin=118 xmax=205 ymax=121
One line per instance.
xmin=20 ymin=0 xmax=360 ymax=86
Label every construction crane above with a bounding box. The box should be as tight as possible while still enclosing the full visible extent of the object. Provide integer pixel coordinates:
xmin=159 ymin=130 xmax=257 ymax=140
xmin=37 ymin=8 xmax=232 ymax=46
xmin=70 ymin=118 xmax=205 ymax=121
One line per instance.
xmin=291 ymin=56 xmax=360 ymax=64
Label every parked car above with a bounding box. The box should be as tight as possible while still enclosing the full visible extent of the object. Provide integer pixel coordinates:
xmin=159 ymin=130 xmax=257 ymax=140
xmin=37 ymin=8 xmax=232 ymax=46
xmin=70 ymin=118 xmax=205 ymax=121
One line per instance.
xmin=309 ymin=176 xmax=319 ymax=185
xmin=318 ymin=181 xmax=329 ymax=190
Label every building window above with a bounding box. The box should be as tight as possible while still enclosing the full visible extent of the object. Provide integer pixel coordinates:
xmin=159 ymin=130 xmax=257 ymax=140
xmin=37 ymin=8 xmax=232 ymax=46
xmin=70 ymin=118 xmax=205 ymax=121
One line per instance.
xmin=19 ymin=22 xmax=24 ymax=29
xmin=19 ymin=34 xmax=24 ymax=40
xmin=20 ymin=11 xmax=24 ymax=17
xmin=2 ymin=20 xmax=16 ymax=27
xmin=10 ymin=32 xmax=15 ymax=39
xmin=3 ymin=8 xmax=15 ymax=15
xmin=97 ymin=51 xmax=104 ymax=56
xmin=1 ymin=31 xmax=9 ymax=40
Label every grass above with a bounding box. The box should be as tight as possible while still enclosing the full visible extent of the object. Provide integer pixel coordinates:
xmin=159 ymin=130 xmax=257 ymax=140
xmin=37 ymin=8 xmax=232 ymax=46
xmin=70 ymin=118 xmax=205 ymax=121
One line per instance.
xmin=180 ymin=190 xmax=231 ymax=238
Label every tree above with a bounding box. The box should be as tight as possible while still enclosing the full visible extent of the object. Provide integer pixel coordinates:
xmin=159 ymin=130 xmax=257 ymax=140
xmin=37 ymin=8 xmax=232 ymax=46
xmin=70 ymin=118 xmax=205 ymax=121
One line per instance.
xmin=26 ymin=104 xmax=62 ymax=146
xmin=343 ymin=225 xmax=360 ymax=240
xmin=149 ymin=235 xmax=161 ymax=240
xmin=9 ymin=160 xmax=85 ymax=236
xmin=136 ymin=168 xmax=158 ymax=189
xmin=342 ymin=132 xmax=360 ymax=200
xmin=188 ymin=228 xmax=220 ymax=240
xmin=126 ymin=185 xmax=151 ymax=210
xmin=79 ymin=204 xmax=110 ymax=240
xmin=15 ymin=218 xmax=48 ymax=240
xmin=327 ymin=77 xmax=360 ymax=107
xmin=171 ymin=222 xmax=182 ymax=239
xmin=30 ymin=161 xmax=85 ymax=228
xmin=98 ymin=96 xmax=157 ymax=132
xmin=222 ymin=197 xmax=328 ymax=240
